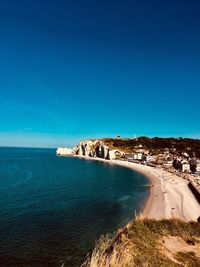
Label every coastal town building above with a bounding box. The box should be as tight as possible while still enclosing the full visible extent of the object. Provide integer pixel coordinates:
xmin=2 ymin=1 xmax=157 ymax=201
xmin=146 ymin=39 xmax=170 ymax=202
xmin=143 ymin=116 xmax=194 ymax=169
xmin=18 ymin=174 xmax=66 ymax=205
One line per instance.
xmin=133 ymin=153 xmax=143 ymax=160
xmin=181 ymin=160 xmax=190 ymax=172
xmin=197 ymin=164 xmax=200 ymax=173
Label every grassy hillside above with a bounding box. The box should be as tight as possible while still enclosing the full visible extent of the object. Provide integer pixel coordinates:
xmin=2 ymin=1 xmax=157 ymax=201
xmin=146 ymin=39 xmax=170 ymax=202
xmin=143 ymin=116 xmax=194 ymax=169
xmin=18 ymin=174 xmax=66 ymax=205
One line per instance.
xmin=102 ymin=137 xmax=200 ymax=158
xmin=83 ymin=218 xmax=200 ymax=267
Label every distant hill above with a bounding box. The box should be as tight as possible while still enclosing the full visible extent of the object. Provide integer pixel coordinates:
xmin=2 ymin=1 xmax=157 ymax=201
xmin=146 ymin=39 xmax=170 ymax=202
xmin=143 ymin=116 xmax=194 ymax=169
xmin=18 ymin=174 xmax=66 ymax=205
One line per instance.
xmin=102 ymin=137 xmax=200 ymax=158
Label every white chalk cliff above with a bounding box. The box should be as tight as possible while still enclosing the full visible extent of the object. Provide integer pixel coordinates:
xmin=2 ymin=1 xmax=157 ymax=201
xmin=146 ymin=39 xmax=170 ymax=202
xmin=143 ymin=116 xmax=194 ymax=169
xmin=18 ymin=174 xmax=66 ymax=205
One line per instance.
xmin=56 ymin=139 xmax=124 ymax=160
xmin=56 ymin=147 xmax=73 ymax=155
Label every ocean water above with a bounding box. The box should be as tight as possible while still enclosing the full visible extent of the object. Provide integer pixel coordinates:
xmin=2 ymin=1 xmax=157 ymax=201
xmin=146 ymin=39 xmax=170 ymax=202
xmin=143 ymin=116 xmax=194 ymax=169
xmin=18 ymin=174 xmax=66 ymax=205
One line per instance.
xmin=0 ymin=147 xmax=149 ymax=267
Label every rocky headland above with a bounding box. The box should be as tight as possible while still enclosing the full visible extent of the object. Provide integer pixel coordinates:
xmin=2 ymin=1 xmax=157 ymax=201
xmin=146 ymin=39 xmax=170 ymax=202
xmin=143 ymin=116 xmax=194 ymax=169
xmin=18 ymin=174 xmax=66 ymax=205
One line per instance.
xmin=56 ymin=139 xmax=125 ymax=160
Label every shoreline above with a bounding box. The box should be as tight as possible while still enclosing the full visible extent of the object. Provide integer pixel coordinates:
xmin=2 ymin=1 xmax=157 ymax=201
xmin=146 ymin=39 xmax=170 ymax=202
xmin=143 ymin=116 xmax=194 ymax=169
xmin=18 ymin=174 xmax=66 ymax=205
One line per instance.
xmin=72 ymin=155 xmax=200 ymax=222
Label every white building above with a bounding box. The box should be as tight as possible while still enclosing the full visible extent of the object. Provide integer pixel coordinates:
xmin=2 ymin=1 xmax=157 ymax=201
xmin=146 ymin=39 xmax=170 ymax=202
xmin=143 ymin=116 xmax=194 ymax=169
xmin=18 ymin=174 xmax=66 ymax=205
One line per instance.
xmin=133 ymin=153 xmax=143 ymax=160
xmin=197 ymin=164 xmax=200 ymax=173
xmin=181 ymin=160 xmax=190 ymax=172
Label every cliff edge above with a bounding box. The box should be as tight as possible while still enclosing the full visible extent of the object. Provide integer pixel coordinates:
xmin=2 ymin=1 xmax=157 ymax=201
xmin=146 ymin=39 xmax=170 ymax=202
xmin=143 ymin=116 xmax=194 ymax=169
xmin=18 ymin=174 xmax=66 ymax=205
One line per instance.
xmin=56 ymin=139 xmax=125 ymax=160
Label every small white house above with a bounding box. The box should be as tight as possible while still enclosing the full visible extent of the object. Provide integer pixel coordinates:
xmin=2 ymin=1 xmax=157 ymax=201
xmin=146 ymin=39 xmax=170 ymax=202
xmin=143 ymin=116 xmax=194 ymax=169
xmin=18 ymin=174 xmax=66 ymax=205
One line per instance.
xmin=181 ymin=160 xmax=190 ymax=172
xmin=197 ymin=164 xmax=200 ymax=173
xmin=138 ymin=153 xmax=143 ymax=160
xmin=133 ymin=153 xmax=143 ymax=160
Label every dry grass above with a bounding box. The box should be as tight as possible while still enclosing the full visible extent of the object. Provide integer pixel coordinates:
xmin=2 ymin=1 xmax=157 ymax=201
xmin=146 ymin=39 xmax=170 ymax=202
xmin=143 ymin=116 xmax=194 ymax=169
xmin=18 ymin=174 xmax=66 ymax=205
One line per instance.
xmin=82 ymin=219 xmax=200 ymax=267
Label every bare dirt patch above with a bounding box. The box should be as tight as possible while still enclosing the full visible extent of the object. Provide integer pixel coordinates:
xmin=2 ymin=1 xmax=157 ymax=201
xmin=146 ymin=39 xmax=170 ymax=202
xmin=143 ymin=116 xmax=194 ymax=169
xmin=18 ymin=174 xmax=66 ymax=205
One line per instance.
xmin=160 ymin=235 xmax=200 ymax=265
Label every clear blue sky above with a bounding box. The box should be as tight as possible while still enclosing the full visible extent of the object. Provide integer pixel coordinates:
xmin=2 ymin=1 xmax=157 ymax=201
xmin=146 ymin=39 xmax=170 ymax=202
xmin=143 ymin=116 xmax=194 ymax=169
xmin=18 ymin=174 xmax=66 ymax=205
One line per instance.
xmin=0 ymin=0 xmax=200 ymax=148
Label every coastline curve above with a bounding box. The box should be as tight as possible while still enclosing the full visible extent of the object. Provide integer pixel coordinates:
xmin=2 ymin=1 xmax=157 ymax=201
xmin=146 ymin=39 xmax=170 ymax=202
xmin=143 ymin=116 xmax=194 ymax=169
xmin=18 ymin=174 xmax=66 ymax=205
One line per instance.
xmin=73 ymin=155 xmax=200 ymax=222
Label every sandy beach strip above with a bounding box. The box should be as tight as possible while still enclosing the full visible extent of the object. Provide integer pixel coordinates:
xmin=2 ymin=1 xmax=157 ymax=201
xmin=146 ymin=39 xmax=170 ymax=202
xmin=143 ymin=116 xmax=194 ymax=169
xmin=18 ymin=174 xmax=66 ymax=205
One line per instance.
xmin=74 ymin=155 xmax=200 ymax=222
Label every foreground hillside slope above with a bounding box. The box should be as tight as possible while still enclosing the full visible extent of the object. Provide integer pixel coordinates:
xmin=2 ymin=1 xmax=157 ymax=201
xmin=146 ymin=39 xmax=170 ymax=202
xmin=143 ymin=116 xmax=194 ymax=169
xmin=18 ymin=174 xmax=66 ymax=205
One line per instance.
xmin=83 ymin=219 xmax=200 ymax=267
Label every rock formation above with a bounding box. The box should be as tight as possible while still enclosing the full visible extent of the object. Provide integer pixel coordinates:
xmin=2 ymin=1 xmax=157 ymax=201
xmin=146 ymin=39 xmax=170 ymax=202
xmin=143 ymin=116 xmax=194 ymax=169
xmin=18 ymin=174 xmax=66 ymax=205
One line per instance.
xmin=56 ymin=139 xmax=125 ymax=160
xmin=56 ymin=148 xmax=73 ymax=155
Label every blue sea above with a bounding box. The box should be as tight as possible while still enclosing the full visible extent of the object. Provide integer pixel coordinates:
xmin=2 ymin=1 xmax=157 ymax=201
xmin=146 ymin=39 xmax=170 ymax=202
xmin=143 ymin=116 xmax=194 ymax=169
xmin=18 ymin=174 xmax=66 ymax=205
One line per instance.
xmin=0 ymin=147 xmax=149 ymax=267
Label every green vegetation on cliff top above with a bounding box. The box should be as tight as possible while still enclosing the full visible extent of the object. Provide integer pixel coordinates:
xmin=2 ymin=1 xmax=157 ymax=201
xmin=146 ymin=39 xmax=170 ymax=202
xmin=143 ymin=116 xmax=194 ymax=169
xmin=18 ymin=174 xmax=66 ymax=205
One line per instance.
xmin=83 ymin=218 xmax=200 ymax=267
xmin=101 ymin=137 xmax=200 ymax=158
